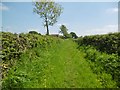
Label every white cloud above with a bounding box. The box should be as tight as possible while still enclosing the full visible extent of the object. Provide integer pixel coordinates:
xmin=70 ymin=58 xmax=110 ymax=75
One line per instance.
xmin=55 ymin=23 xmax=118 ymax=36
xmin=0 ymin=3 xmax=9 ymax=11
xmin=112 ymin=8 xmax=118 ymax=12
xmin=106 ymin=7 xmax=118 ymax=14
xmin=94 ymin=24 xmax=118 ymax=33
xmin=81 ymin=24 xmax=118 ymax=36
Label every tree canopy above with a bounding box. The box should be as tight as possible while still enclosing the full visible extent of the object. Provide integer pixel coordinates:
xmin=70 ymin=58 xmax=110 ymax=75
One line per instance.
xmin=70 ymin=32 xmax=78 ymax=39
xmin=59 ymin=25 xmax=72 ymax=38
xmin=33 ymin=0 xmax=63 ymax=35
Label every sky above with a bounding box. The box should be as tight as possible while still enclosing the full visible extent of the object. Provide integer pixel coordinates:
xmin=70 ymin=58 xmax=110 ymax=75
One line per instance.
xmin=0 ymin=1 xmax=119 ymax=36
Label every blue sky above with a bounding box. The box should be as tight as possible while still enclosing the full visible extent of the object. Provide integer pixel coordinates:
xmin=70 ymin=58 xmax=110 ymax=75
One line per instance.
xmin=1 ymin=1 xmax=118 ymax=36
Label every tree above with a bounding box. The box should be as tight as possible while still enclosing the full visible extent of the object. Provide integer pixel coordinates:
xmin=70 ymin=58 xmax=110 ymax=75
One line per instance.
xmin=70 ymin=32 xmax=78 ymax=39
xmin=33 ymin=0 xmax=63 ymax=35
xmin=29 ymin=31 xmax=41 ymax=35
xmin=59 ymin=25 xmax=72 ymax=38
xmin=29 ymin=31 xmax=38 ymax=34
xmin=59 ymin=25 xmax=68 ymax=36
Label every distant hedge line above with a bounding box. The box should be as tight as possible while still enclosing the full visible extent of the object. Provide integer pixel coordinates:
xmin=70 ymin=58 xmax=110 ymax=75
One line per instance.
xmin=76 ymin=32 xmax=120 ymax=55
xmin=0 ymin=32 xmax=61 ymax=78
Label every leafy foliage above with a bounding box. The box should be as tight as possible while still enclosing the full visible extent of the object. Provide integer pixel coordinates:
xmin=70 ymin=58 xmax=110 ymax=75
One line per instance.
xmin=78 ymin=46 xmax=120 ymax=88
xmin=76 ymin=32 xmax=120 ymax=55
xmin=33 ymin=0 xmax=63 ymax=35
xmin=2 ymin=40 xmax=102 ymax=89
xmin=70 ymin=32 xmax=78 ymax=39
xmin=1 ymin=31 xmax=61 ymax=78
xmin=76 ymin=32 xmax=120 ymax=87
xmin=1 ymin=31 xmax=120 ymax=88
xmin=29 ymin=31 xmax=41 ymax=35
xmin=59 ymin=25 xmax=72 ymax=38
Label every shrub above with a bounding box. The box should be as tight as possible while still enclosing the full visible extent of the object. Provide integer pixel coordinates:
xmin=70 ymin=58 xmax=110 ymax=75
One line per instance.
xmin=78 ymin=46 xmax=120 ymax=88
xmin=76 ymin=32 xmax=119 ymax=55
xmin=1 ymin=32 xmax=61 ymax=78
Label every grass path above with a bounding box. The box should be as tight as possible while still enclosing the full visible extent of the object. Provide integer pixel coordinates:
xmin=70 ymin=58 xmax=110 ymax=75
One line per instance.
xmin=3 ymin=40 xmax=102 ymax=88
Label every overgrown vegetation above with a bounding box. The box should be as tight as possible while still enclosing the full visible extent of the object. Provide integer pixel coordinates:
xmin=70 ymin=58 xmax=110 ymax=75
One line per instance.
xmin=2 ymin=39 xmax=102 ymax=89
xmin=70 ymin=32 xmax=78 ymax=39
xmin=76 ymin=32 xmax=120 ymax=88
xmin=1 ymin=31 xmax=120 ymax=88
xmin=29 ymin=31 xmax=41 ymax=35
xmin=1 ymin=32 xmax=61 ymax=78
xmin=76 ymin=32 xmax=120 ymax=55
xmin=78 ymin=46 xmax=119 ymax=88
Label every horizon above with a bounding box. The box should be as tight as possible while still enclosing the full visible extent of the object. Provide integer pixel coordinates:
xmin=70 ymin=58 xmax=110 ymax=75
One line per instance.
xmin=1 ymin=1 xmax=119 ymax=36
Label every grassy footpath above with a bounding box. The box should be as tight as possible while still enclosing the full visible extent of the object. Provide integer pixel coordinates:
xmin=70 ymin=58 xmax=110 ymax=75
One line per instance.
xmin=2 ymin=40 xmax=102 ymax=89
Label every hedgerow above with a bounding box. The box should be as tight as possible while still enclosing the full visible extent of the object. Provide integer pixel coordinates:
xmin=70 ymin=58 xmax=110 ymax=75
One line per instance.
xmin=0 ymin=32 xmax=61 ymax=78
xmin=76 ymin=32 xmax=120 ymax=55
xmin=78 ymin=46 xmax=120 ymax=88
xmin=76 ymin=32 xmax=120 ymax=87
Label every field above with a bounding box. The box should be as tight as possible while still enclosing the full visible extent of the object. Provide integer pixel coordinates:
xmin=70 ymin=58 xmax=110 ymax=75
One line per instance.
xmin=0 ymin=32 xmax=120 ymax=89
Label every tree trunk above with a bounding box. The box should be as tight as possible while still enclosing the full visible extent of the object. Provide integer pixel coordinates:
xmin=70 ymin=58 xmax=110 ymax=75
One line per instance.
xmin=46 ymin=22 xmax=49 ymax=35
xmin=45 ymin=16 xmax=49 ymax=35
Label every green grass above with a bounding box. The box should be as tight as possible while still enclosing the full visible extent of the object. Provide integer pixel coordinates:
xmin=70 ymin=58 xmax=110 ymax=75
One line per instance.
xmin=2 ymin=40 xmax=103 ymax=88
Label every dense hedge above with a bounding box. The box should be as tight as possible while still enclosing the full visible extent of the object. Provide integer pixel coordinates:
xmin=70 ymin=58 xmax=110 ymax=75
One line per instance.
xmin=78 ymin=46 xmax=120 ymax=88
xmin=76 ymin=32 xmax=120 ymax=87
xmin=0 ymin=32 xmax=61 ymax=78
xmin=76 ymin=32 xmax=120 ymax=55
